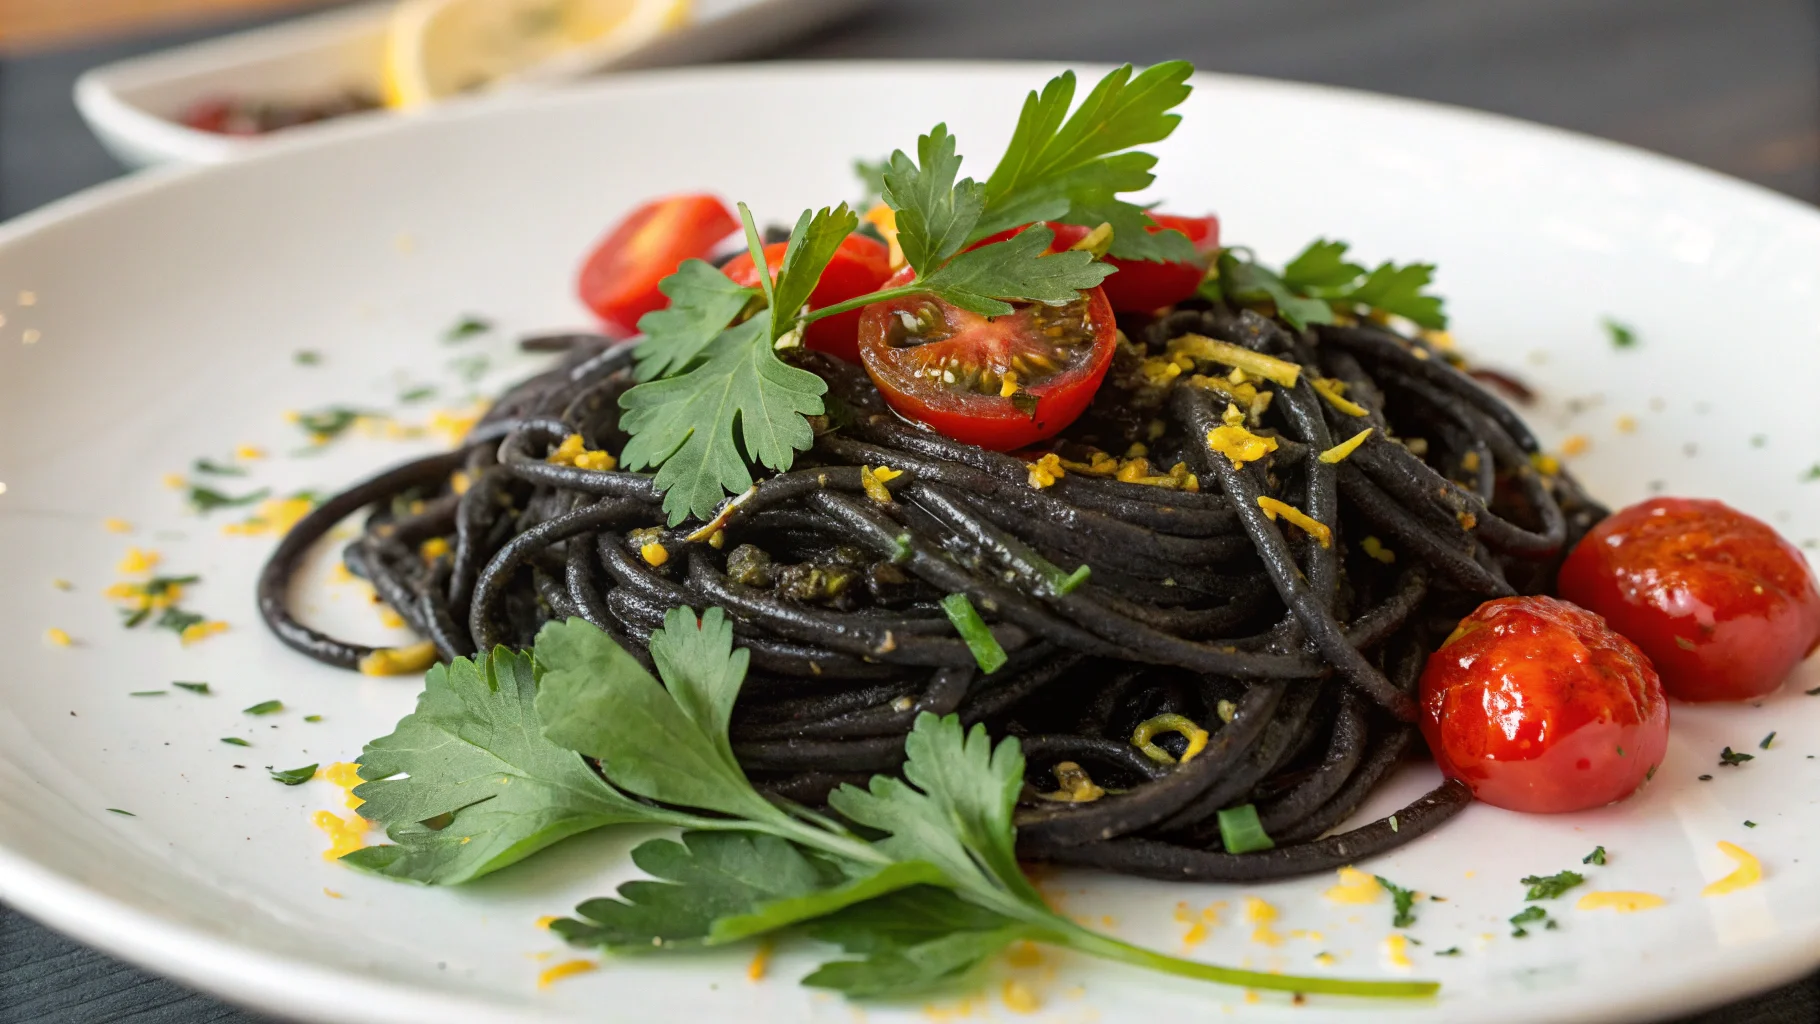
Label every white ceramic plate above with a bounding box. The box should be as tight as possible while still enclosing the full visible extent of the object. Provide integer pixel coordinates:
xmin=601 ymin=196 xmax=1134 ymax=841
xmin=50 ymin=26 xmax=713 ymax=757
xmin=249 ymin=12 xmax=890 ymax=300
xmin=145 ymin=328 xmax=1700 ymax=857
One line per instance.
xmin=3 ymin=63 xmax=1818 ymax=1024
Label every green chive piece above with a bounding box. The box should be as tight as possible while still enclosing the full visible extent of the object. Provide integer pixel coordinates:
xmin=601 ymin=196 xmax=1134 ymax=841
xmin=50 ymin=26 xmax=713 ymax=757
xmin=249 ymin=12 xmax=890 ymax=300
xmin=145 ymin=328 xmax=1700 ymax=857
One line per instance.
xmin=940 ymin=593 xmax=1007 ymax=674
xmin=243 ymin=700 xmax=285 ymax=716
xmin=129 ymin=690 xmax=166 ymax=697
xmin=1217 ymin=803 xmax=1274 ymax=854
xmin=1055 ymin=564 xmax=1092 ymax=595
xmin=270 ymin=764 xmax=319 ymax=786
xmin=303 ymin=714 xmax=323 ymax=723
xmin=220 ymin=737 xmax=251 ymax=747
xmin=173 ymin=681 xmax=210 ymax=694
xmin=890 ymin=533 xmax=913 ymax=564
xmin=106 ymin=808 xmax=136 ymax=816
xmin=1744 ymin=820 xmax=1758 ymax=828
xmin=444 ymin=314 xmax=493 ymax=342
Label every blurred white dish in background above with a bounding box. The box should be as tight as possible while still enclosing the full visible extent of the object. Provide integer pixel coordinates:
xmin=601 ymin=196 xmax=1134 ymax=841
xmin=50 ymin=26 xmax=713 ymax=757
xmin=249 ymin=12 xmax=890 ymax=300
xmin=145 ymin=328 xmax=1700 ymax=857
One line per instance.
xmin=74 ymin=0 xmax=867 ymax=167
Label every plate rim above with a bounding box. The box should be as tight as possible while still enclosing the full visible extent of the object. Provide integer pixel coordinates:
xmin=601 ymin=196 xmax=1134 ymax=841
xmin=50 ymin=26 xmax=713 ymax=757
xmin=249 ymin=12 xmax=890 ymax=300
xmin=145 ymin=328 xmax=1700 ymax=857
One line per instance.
xmin=3 ymin=58 xmax=1819 ymax=1024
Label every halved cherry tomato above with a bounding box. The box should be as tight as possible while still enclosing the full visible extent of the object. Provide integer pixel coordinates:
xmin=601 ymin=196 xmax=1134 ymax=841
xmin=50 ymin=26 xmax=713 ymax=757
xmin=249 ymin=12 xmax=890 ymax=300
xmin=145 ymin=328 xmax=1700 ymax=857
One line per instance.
xmin=1419 ymin=595 xmax=1668 ymax=813
xmin=1557 ymin=497 xmax=1820 ymax=702
xmin=856 ymin=267 xmax=1117 ymax=450
xmin=977 ymin=213 xmax=1219 ymax=313
xmin=721 ymin=235 xmax=891 ymax=363
xmin=577 ymin=194 xmax=738 ymax=336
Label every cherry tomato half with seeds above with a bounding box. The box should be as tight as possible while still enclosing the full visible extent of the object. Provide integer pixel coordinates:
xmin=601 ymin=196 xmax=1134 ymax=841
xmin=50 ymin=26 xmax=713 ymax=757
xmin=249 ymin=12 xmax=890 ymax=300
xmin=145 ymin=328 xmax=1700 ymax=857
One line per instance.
xmin=856 ymin=268 xmax=1117 ymax=451
xmin=977 ymin=213 xmax=1219 ymax=313
xmin=1557 ymin=497 xmax=1820 ymax=702
xmin=577 ymin=194 xmax=738 ymax=336
xmin=1419 ymin=595 xmax=1668 ymax=814
xmin=721 ymin=234 xmax=892 ymax=363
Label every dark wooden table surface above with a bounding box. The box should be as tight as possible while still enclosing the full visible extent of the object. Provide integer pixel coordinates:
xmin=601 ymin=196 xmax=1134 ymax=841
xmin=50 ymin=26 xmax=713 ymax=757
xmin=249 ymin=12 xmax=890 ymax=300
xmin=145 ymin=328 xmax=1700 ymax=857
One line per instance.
xmin=2 ymin=1 xmax=1817 ymax=1020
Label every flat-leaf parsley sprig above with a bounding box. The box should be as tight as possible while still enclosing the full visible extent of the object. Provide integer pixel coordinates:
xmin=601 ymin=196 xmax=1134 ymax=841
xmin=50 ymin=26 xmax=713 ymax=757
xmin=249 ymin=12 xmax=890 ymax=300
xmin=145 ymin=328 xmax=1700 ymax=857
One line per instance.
xmin=347 ymin=608 xmax=1438 ymax=1001
xmin=618 ymin=62 xmax=1198 ymax=524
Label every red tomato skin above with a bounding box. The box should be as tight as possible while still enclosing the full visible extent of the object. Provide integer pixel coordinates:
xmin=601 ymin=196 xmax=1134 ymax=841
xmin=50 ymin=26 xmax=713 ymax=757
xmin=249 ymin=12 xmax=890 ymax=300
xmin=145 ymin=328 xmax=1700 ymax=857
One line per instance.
xmin=721 ymin=235 xmax=891 ymax=363
xmin=577 ymin=195 xmax=738 ymax=336
xmin=856 ymin=279 xmax=1118 ymax=451
xmin=982 ymin=215 xmax=1219 ymax=312
xmin=1419 ymin=595 xmax=1668 ymax=814
xmin=1557 ymin=498 xmax=1820 ymax=702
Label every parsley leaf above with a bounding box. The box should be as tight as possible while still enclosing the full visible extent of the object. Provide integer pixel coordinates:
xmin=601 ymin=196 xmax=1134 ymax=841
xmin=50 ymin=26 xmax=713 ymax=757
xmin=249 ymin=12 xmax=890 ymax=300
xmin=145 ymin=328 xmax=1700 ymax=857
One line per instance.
xmin=344 ymin=646 xmax=691 ymax=885
xmin=631 ymin=259 xmax=757 ymax=381
xmin=976 ymin=62 xmax=1198 ymax=263
xmin=1216 ymin=251 xmax=1334 ymax=331
xmin=854 ymin=157 xmax=890 ymax=205
xmin=920 ymin=225 xmax=1112 ymax=318
xmin=1375 ymin=876 xmax=1419 ymax=928
xmin=1509 ymin=905 xmax=1547 ymax=937
xmin=444 ymin=314 xmax=492 ymax=342
xmin=220 ymin=737 xmax=250 ymax=747
xmin=1520 ymin=870 xmax=1585 ymax=901
xmin=173 ymin=681 xmax=210 ymax=694
xmin=617 ymin=311 xmax=826 ymax=525
xmin=242 ymin=700 xmax=284 ymax=716
xmin=803 ymin=888 xmax=1030 ymax=998
xmin=1603 ymin=318 xmax=1637 ymax=348
xmin=191 ymin=457 xmax=246 ymax=477
xmin=882 ymin=124 xmax=983 ymax=276
xmin=1217 ymin=241 xmax=1447 ymax=330
xmin=270 ymin=764 xmax=317 ymax=786
xmin=156 ymin=607 xmax=206 ymax=636
xmin=1583 ymin=846 xmax=1607 ymax=866
xmin=771 ymin=204 xmax=862 ymax=340
xmin=1719 ymin=746 xmax=1755 ymax=766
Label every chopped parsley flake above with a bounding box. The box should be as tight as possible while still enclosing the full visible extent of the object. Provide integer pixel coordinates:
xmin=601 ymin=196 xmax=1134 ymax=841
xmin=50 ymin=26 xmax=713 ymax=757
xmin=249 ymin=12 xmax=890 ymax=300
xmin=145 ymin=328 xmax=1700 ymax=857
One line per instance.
xmin=303 ymin=714 xmax=322 ymax=723
xmin=191 ymin=458 xmax=246 ymax=477
xmin=1744 ymin=820 xmax=1758 ymax=828
xmin=156 ymin=607 xmax=206 ymax=636
xmin=444 ymin=314 xmax=493 ymax=342
xmin=1802 ymin=464 xmax=1820 ymax=483
xmin=1602 ymin=318 xmax=1637 ymax=348
xmin=1719 ymin=746 xmax=1755 ymax=767
xmin=220 ymin=737 xmax=251 ymax=747
xmin=1434 ymin=947 xmax=1461 ymax=957
xmin=1759 ymin=732 xmax=1776 ymax=750
xmin=129 ymin=690 xmax=166 ymax=697
xmin=1509 ymin=906 xmax=1548 ymax=937
xmin=399 ymin=384 xmax=438 ymax=403
xmin=293 ymin=406 xmax=367 ymax=444
xmin=1582 ymin=846 xmax=1607 ymax=866
xmin=449 ymin=354 xmax=490 ymax=383
xmin=1698 ymin=774 xmax=1713 ymax=781
xmin=293 ymin=350 xmax=322 ymax=365
xmin=106 ymin=808 xmax=136 ymax=816
xmin=1520 ymin=870 xmax=1585 ymax=901
xmin=1374 ymin=876 xmax=1420 ymax=928
xmin=270 ymin=764 xmax=318 ymax=786
xmin=188 ymin=485 xmax=270 ymax=513
xmin=243 ymin=700 xmax=284 ymax=716
xmin=173 ymin=681 xmax=210 ymax=694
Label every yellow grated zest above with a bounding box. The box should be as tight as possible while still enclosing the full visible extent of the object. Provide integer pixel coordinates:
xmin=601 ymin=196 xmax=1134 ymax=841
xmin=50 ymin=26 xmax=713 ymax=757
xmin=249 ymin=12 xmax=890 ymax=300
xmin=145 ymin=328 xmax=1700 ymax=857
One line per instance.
xmin=319 ymin=762 xmax=366 ymax=810
xmin=860 ymin=466 xmax=895 ymax=504
xmin=1205 ymin=421 xmax=1279 ymax=469
xmin=313 ymin=810 xmax=366 ymax=861
xmin=1036 ymin=761 xmax=1105 ymax=803
xmin=1318 ymin=428 xmax=1374 ymax=464
xmin=45 ymin=628 xmax=72 ymax=647
xmin=1616 ymin=414 xmax=1638 ymax=434
xmin=359 ymin=641 xmax=438 ymax=676
xmin=1530 ymin=452 xmax=1561 ymax=476
xmin=376 ymin=604 xmax=407 ymax=630
xmin=999 ymin=370 xmax=1019 ymax=398
xmin=236 ymin=445 xmax=267 ymax=460
xmin=52 ymin=579 xmax=72 ymax=591
xmin=1311 ymin=378 xmax=1368 ymax=417
xmin=1131 ymin=713 xmax=1209 ymax=765
xmin=1315 ymin=952 xmax=1338 ymax=967
xmin=537 ymin=960 xmax=598 ymax=989
xmin=708 ymin=529 xmax=725 ymax=550
xmin=1001 ymin=980 xmax=1041 ymax=1015
xmin=1383 ymin=933 xmax=1412 ymax=969
xmin=1577 ymin=891 xmax=1665 ymax=913
xmin=450 ymin=470 xmax=472 ymax=495
xmin=1560 ymin=434 xmax=1590 ymax=457
xmin=103 ymin=518 xmax=133 ymax=534
xmin=1169 ymin=334 xmax=1301 ymax=386
xmin=222 ymin=496 xmax=316 ymax=538
xmin=871 ymin=465 xmax=904 ymax=484
xmin=1244 ymin=897 xmax=1284 ymax=946
xmin=1421 ymin=329 xmax=1457 ymax=351
xmin=1257 ymin=496 xmax=1333 ymax=548
xmin=323 ymin=888 xmax=343 ymax=899
xmin=1702 ymin=842 xmax=1763 ymax=896
xmin=179 ymin=620 xmax=229 ymax=645
xmin=1461 ymin=450 xmax=1482 ymax=473
xmin=116 ymin=547 xmax=161 ymax=575
xmin=640 ymin=542 xmax=670 ymax=567
xmin=1359 ymin=536 xmax=1396 ymax=564
xmin=864 ymin=203 xmax=904 ymax=271
xmin=747 ymin=939 xmax=773 ymax=981
xmin=1325 ymin=867 xmax=1382 ymax=904
xmin=427 ymin=404 xmax=489 ymax=446
xmin=1026 ymin=453 xmax=1065 ymax=489
xmin=162 ymin=473 xmax=186 ymax=490
xmin=421 ymin=537 xmax=451 ymax=560
xmin=1005 ymin=941 xmax=1044 ymax=968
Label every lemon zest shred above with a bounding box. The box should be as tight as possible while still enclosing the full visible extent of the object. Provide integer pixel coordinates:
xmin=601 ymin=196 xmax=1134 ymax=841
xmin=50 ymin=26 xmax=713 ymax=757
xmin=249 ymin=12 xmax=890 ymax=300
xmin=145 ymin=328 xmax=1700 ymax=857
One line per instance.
xmin=179 ymin=620 xmax=229 ymax=645
xmin=746 ymin=939 xmax=773 ymax=982
xmin=1036 ymin=761 xmax=1105 ymax=803
xmin=1169 ymin=333 xmax=1301 ymax=386
xmin=1576 ymin=891 xmax=1665 ymax=912
xmin=45 ymin=628 xmax=72 ymax=647
xmin=1361 ymin=536 xmax=1396 ymax=564
xmin=860 ymin=465 xmax=894 ymax=504
xmin=359 ymin=641 xmax=438 ymax=676
xmin=537 ymin=960 xmax=598 ymax=989
xmin=1001 ymin=979 xmax=1041 ymax=1015
xmin=1702 ymin=842 xmax=1762 ymax=896
xmin=1132 ymin=713 xmax=1209 ymax=765
xmin=1319 ymin=428 xmax=1374 ymax=464
xmin=1311 ymin=377 xmax=1368 ymax=416
xmin=1257 ymin=496 xmax=1333 ymax=548
xmin=1324 ymin=866 xmax=1382 ymax=904
xmin=1026 ymin=453 xmax=1065 ymax=489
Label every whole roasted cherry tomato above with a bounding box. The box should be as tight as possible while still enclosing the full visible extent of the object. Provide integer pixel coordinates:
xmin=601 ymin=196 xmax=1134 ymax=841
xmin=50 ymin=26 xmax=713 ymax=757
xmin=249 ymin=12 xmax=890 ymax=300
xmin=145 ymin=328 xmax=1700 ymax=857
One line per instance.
xmin=577 ymin=194 xmax=738 ymax=335
xmin=976 ymin=213 xmax=1218 ymax=313
xmin=1557 ymin=497 xmax=1820 ymax=702
xmin=856 ymin=266 xmax=1117 ymax=450
xmin=1420 ymin=595 xmax=1668 ymax=813
xmin=721 ymin=234 xmax=892 ymax=363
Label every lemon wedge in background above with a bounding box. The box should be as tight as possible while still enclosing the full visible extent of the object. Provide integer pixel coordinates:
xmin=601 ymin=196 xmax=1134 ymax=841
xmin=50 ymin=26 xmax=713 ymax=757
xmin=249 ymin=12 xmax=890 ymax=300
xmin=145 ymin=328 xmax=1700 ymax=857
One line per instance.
xmin=381 ymin=0 xmax=691 ymax=110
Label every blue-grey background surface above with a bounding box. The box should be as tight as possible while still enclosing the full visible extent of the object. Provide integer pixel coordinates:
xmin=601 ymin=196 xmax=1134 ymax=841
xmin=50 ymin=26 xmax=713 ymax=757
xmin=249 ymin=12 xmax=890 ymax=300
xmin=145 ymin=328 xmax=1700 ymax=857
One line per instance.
xmin=1 ymin=0 xmax=1817 ymax=1020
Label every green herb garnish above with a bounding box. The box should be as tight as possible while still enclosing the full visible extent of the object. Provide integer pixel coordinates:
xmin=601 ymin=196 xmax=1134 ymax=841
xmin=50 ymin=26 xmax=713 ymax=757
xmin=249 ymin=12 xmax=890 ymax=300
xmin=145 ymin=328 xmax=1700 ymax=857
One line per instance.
xmin=1719 ymin=746 xmax=1754 ymax=767
xmin=1207 ymin=240 xmax=1446 ymax=331
xmin=294 ymin=349 xmax=322 ymax=366
xmin=243 ymin=700 xmax=285 ymax=716
xmin=293 ymin=406 xmax=367 ymax=444
xmin=1520 ymin=870 xmax=1585 ymax=901
xmin=107 ymin=808 xmax=136 ymax=816
xmin=1603 ymin=318 xmax=1637 ymax=348
xmin=1375 ymin=876 xmax=1419 ymax=927
xmin=191 ymin=458 xmax=247 ymax=477
xmin=1434 ymin=947 xmax=1461 ymax=957
xmin=1582 ymin=846 xmax=1607 ymax=866
xmin=444 ymin=314 xmax=492 ymax=342
xmin=1509 ymin=906 xmax=1547 ymax=937
xmin=347 ymin=609 xmax=1436 ymax=1001
xmin=1760 ymin=732 xmax=1776 ymax=750
xmin=155 ymin=607 xmax=206 ymax=636
xmin=220 ymin=737 xmax=250 ymax=747
xmin=1744 ymin=820 xmax=1757 ymax=828
xmin=129 ymin=690 xmax=165 ymax=697
xmin=188 ymin=485 xmax=270 ymax=513
xmin=399 ymin=385 xmax=438 ymax=403
xmin=1217 ymin=804 xmax=1274 ymax=855
xmin=304 ymin=714 xmax=322 ymax=722
xmin=173 ymin=681 xmax=210 ymax=694
xmin=939 ymin=593 xmax=1008 ymax=674
xmin=270 ymin=764 xmax=319 ymax=786
xmin=449 ymin=354 xmax=490 ymax=383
